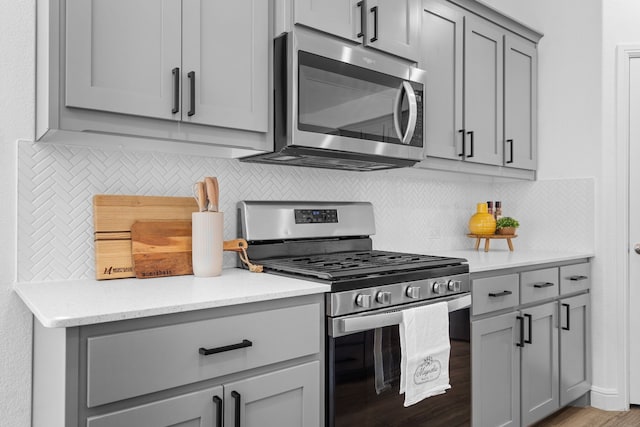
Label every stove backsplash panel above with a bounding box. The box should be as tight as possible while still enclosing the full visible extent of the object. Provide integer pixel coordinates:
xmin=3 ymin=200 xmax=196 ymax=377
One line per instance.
xmin=17 ymin=141 xmax=594 ymax=282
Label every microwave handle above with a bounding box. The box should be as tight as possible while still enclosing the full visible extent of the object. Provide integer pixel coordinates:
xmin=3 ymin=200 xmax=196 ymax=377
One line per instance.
xmin=393 ymin=81 xmax=418 ymax=145
xmin=336 ymin=294 xmax=471 ymax=336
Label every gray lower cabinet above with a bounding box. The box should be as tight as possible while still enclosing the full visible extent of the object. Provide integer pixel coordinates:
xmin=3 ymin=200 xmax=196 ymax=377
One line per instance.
xmin=472 ymin=311 xmax=521 ymax=427
xmin=559 ymin=293 xmax=591 ymax=406
xmin=520 ymin=302 xmax=559 ymax=426
xmin=32 ymin=295 xmax=324 ymax=427
xmin=86 ymin=362 xmax=320 ymax=427
xmin=471 ymin=261 xmax=591 ymax=427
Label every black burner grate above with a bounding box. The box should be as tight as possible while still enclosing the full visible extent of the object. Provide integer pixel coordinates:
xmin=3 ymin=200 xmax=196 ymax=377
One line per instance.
xmin=258 ymin=250 xmax=466 ymax=281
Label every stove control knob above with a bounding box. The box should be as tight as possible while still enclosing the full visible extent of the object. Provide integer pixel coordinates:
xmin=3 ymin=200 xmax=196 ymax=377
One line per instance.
xmin=432 ymin=281 xmax=447 ymax=295
xmin=355 ymin=294 xmax=372 ymax=308
xmin=406 ymin=286 xmax=421 ymax=299
xmin=376 ymin=291 xmax=392 ymax=305
xmin=448 ymin=280 xmax=462 ymax=292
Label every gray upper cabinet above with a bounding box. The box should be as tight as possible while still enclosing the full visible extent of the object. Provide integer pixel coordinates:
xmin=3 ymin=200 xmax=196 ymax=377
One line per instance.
xmin=464 ymin=16 xmax=504 ymax=166
xmin=294 ymin=0 xmax=362 ymax=42
xmin=66 ymin=0 xmax=182 ymax=121
xmin=504 ymin=34 xmax=538 ymax=170
xmin=419 ymin=0 xmax=542 ymax=179
xmin=181 ymin=0 xmax=268 ymax=131
xmin=66 ymin=0 xmax=268 ymax=132
xmin=420 ymin=0 xmax=463 ymax=160
xmin=294 ymin=0 xmax=420 ymax=61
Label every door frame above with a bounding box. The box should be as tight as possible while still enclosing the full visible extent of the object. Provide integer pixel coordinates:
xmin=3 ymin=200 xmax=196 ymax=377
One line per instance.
xmin=615 ymin=44 xmax=640 ymax=409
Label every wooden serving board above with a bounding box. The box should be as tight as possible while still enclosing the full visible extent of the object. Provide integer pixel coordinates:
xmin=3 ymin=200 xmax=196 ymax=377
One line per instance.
xmin=93 ymin=195 xmax=198 ymax=280
xmin=131 ymin=221 xmax=193 ymax=279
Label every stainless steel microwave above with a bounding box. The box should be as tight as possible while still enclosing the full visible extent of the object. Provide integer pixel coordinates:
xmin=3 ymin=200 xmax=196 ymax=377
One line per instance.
xmin=242 ymin=28 xmax=426 ymax=171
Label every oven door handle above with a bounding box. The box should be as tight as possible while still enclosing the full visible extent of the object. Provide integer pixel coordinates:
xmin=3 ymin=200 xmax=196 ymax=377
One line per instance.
xmin=334 ymin=294 xmax=471 ymax=337
xmin=393 ymin=81 xmax=418 ymax=145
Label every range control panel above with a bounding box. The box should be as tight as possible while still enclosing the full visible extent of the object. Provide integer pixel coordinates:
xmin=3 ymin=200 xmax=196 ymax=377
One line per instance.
xmin=294 ymin=209 xmax=338 ymax=224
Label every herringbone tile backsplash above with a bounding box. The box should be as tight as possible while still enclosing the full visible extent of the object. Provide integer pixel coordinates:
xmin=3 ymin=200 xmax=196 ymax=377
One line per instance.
xmin=17 ymin=140 xmax=594 ymax=282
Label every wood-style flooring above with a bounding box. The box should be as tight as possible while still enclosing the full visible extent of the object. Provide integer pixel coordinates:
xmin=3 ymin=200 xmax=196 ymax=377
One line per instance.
xmin=534 ymin=406 xmax=640 ymax=426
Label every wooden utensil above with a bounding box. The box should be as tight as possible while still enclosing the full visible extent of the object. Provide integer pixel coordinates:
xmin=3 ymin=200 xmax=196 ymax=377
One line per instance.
xmin=93 ymin=195 xmax=198 ymax=280
xmin=204 ymin=176 xmax=219 ymax=212
xmin=131 ymin=221 xmax=193 ymax=279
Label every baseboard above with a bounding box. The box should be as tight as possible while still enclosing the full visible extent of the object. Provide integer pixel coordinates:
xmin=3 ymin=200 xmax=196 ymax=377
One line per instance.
xmin=590 ymin=386 xmax=628 ymax=411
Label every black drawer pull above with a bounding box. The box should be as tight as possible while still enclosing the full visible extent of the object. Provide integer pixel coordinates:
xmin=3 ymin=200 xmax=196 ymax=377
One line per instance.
xmin=569 ymin=275 xmax=588 ymax=281
xmin=524 ymin=313 xmax=533 ymax=344
xmin=188 ymin=71 xmax=196 ymax=116
xmin=171 ymin=67 xmax=180 ymax=114
xmin=199 ymin=339 xmax=252 ymax=356
xmin=516 ymin=315 xmax=525 ymax=347
xmin=561 ymin=303 xmax=571 ymax=330
xmin=231 ymin=391 xmax=241 ymax=427
xmin=489 ymin=290 xmax=512 ymax=297
xmin=213 ymin=396 xmax=223 ymax=427
xmin=533 ymin=282 xmax=555 ymax=288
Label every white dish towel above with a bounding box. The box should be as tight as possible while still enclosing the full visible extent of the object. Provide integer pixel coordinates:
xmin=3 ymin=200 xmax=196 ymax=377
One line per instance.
xmin=399 ymin=301 xmax=451 ymax=407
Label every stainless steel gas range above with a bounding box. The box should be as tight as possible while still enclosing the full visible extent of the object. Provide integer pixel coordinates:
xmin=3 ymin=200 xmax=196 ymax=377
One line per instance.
xmin=238 ymin=201 xmax=472 ymax=427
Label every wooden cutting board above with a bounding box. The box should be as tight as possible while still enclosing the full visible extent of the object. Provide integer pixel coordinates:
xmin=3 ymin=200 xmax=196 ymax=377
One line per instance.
xmin=131 ymin=221 xmax=193 ymax=279
xmin=93 ymin=195 xmax=198 ymax=280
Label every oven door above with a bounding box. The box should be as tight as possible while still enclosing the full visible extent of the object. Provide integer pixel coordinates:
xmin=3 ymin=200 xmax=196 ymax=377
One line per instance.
xmin=327 ymin=294 xmax=471 ymax=427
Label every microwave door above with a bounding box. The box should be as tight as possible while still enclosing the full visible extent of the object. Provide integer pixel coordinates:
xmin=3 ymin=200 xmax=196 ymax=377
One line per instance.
xmin=393 ymin=81 xmax=418 ymax=145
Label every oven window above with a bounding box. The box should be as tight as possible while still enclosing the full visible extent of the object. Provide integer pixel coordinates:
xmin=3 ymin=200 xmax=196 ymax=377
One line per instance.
xmin=327 ymin=308 xmax=470 ymax=427
xmin=298 ymin=51 xmax=421 ymax=147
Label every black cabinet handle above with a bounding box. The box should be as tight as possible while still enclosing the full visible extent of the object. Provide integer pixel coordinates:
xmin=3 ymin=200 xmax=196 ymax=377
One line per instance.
xmin=562 ymin=303 xmax=571 ymax=330
xmin=458 ymin=129 xmax=466 ymax=157
xmin=506 ymin=139 xmax=514 ymax=164
xmin=524 ymin=313 xmax=533 ymax=344
xmin=569 ymin=275 xmax=588 ymax=281
xmin=172 ymin=67 xmax=180 ymax=114
xmin=231 ymin=391 xmax=241 ymax=427
xmin=516 ymin=315 xmax=525 ymax=347
xmin=199 ymin=339 xmax=252 ymax=356
xmin=188 ymin=71 xmax=196 ymax=116
xmin=213 ymin=396 xmax=223 ymax=427
xmin=533 ymin=282 xmax=555 ymax=288
xmin=467 ymin=131 xmax=474 ymax=158
xmin=488 ymin=290 xmax=512 ymax=297
xmin=369 ymin=6 xmax=378 ymax=42
xmin=356 ymin=1 xmax=364 ymax=38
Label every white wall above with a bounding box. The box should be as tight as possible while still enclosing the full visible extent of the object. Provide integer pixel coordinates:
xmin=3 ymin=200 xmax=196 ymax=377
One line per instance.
xmin=0 ymin=0 xmax=34 ymax=426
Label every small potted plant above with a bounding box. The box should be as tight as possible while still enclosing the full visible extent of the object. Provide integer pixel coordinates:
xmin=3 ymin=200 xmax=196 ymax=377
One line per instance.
xmin=495 ymin=217 xmax=519 ymax=235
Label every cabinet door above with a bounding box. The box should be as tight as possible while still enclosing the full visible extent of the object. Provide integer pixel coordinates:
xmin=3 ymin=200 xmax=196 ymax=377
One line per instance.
xmin=421 ymin=0 xmax=464 ymax=160
xmin=65 ymin=0 xmax=182 ymax=120
xmin=225 ymin=361 xmax=321 ymax=427
xmin=504 ymin=35 xmax=537 ymax=170
xmin=86 ymin=386 xmax=223 ymax=427
xmin=472 ymin=312 xmax=520 ymax=427
xmin=559 ymin=294 xmax=591 ymax=406
xmin=365 ymin=0 xmax=420 ymax=61
xmin=182 ymin=0 xmax=268 ymax=132
xmin=521 ymin=302 xmax=560 ymax=426
xmin=464 ymin=17 xmax=504 ymax=166
xmin=294 ymin=0 xmax=362 ymax=42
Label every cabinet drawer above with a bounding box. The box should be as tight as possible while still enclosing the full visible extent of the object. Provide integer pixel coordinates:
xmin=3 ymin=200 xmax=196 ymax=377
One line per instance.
xmin=87 ymin=303 xmax=321 ymax=407
xmin=560 ymin=263 xmax=590 ymax=295
xmin=520 ymin=268 xmax=559 ymax=304
xmin=472 ymin=274 xmax=519 ymax=315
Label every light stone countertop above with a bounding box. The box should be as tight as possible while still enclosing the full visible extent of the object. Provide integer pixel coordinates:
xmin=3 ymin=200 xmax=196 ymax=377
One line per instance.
xmin=14 ymin=268 xmax=329 ymax=328
xmin=14 ymin=250 xmax=594 ymax=329
xmin=436 ymin=249 xmax=595 ymax=273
